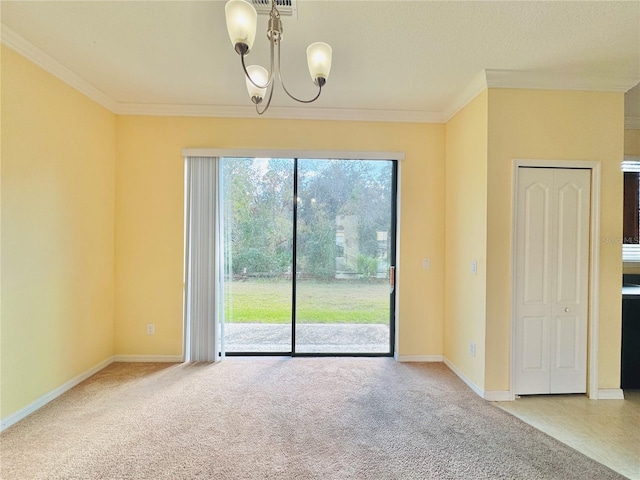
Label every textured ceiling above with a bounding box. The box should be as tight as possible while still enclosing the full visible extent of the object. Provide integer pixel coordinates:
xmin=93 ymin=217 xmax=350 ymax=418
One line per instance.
xmin=2 ymin=0 xmax=639 ymax=120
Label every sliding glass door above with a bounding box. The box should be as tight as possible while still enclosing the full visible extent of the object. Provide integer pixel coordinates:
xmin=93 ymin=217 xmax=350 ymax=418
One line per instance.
xmin=221 ymin=158 xmax=294 ymax=353
xmin=295 ymin=160 xmax=395 ymax=353
xmin=222 ymin=157 xmax=396 ymax=356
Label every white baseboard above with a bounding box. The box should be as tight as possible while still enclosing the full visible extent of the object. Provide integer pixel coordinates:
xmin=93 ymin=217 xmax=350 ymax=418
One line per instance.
xmin=442 ymin=357 xmax=512 ymax=401
xmin=483 ymin=390 xmax=512 ymax=401
xmin=443 ymin=356 xmax=485 ymax=399
xmin=113 ymin=354 xmax=183 ymax=363
xmin=597 ymin=388 xmax=625 ymax=400
xmin=396 ymin=355 xmax=444 ymax=362
xmin=1 ymin=356 xmax=115 ymax=432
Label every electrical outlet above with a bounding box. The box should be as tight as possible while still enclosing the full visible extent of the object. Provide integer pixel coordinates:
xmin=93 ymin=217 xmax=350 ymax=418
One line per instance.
xmin=147 ymin=323 xmax=155 ymax=335
xmin=469 ymin=342 xmax=476 ymax=357
xmin=422 ymin=258 xmax=431 ymax=270
xmin=471 ymin=261 xmax=477 ymax=275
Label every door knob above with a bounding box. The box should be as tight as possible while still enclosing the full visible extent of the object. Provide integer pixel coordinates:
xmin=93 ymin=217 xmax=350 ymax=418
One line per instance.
xmin=564 ymin=307 xmax=570 ymax=313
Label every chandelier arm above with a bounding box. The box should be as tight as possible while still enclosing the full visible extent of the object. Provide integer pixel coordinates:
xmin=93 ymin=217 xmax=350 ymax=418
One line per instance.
xmin=241 ymin=51 xmax=274 ymax=89
xmin=277 ymin=41 xmax=323 ymax=104
xmin=255 ymin=80 xmax=275 ymax=115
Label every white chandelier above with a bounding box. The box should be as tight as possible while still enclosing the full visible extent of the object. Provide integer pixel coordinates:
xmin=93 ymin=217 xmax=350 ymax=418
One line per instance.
xmin=225 ymin=0 xmax=333 ymax=115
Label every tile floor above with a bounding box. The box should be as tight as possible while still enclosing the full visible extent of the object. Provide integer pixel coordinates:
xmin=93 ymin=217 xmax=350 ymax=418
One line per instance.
xmin=496 ymin=391 xmax=640 ymax=479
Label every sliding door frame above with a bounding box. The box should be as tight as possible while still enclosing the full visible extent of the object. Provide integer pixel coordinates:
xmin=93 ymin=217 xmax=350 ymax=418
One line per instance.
xmin=291 ymin=159 xmax=299 ymax=355
xmin=183 ymin=149 xmax=404 ymax=358
xmin=292 ymin=158 xmax=398 ymax=358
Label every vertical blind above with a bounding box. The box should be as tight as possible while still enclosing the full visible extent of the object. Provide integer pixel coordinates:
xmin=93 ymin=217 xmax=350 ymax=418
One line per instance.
xmin=184 ymin=157 xmax=222 ymax=362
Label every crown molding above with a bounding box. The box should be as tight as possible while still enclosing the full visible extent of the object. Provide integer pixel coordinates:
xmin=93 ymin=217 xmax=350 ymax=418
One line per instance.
xmin=2 ymin=23 xmax=442 ymax=123
xmin=626 ymin=116 xmax=640 ymax=130
xmin=3 ymin=24 xmax=638 ymax=126
xmin=114 ymin=102 xmax=444 ymax=123
xmin=443 ymin=69 xmax=640 ymax=122
xmin=443 ymin=71 xmax=488 ymax=122
xmin=1 ymin=24 xmax=119 ymax=112
xmin=484 ymin=69 xmax=639 ymax=93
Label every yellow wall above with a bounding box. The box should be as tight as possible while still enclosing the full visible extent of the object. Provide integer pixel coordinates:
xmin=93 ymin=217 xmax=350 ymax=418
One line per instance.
xmin=444 ymin=91 xmax=488 ymax=387
xmin=486 ymin=89 xmax=625 ymax=391
xmin=115 ymin=117 xmax=446 ymax=357
xmin=1 ymin=46 xmax=628 ymax=421
xmin=625 ymin=129 xmax=640 ymax=156
xmin=1 ymin=46 xmax=116 ymax=417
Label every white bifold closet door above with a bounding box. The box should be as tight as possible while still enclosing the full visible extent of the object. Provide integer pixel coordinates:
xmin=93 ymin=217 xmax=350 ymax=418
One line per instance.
xmin=514 ymin=167 xmax=590 ymax=395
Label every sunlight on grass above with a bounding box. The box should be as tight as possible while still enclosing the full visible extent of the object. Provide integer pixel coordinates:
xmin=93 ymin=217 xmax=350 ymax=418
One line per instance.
xmin=225 ymin=280 xmax=389 ymax=324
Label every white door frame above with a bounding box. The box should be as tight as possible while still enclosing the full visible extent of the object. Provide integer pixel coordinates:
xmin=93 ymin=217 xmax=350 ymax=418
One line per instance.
xmin=510 ymin=159 xmax=601 ymax=400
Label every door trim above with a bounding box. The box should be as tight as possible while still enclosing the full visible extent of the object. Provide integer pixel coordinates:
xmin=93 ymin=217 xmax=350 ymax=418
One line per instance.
xmin=182 ymin=148 xmax=405 ymax=161
xmin=510 ymin=159 xmax=601 ymax=400
xmin=393 ymin=160 xmax=402 ymax=360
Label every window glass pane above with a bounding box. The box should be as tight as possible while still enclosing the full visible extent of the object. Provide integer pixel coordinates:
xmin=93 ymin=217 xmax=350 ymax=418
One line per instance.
xmin=295 ymin=159 xmax=394 ymax=353
xmin=623 ymin=172 xmax=639 ymax=244
xmin=622 ymin=161 xmax=640 ymax=262
xmin=222 ymin=158 xmax=294 ymax=352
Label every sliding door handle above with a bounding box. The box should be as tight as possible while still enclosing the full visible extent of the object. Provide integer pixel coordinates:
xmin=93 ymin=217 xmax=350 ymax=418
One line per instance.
xmin=389 ymin=266 xmax=395 ymax=293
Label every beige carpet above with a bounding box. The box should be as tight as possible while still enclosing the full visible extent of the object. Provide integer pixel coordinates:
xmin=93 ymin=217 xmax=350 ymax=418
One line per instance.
xmin=0 ymin=358 xmax=626 ymax=479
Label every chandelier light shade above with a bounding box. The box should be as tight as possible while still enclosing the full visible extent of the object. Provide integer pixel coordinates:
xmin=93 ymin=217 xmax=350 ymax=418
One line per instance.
xmin=224 ymin=0 xmax=257 ymax=54
xmin=245 ymin=65 xmax=268 ymax=103
xmin=306 ymin=42 xmax=332 ymax=86
xmin=224 ymin=0 xmax=333 ymax=114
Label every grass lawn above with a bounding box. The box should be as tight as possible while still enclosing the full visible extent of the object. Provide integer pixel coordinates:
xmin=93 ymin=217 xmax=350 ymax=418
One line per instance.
xmin=225 ymin=279 xmax=390 ymax=324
